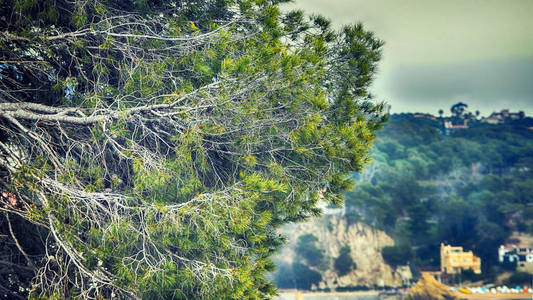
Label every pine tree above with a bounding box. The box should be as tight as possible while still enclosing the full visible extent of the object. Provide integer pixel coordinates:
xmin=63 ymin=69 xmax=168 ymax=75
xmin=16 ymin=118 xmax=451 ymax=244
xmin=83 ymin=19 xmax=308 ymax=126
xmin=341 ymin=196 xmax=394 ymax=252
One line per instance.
xmin=0 ymin=0 xmax=385 ymax=298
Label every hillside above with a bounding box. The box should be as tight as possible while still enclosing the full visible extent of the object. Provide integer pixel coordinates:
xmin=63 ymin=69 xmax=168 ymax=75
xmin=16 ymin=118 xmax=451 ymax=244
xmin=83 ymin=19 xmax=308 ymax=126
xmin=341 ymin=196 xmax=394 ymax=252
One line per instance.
xmin=274 ymin=216 xmax=412 ymax=290
xmin=347 ymin=114 xmax=533 ymax=274
xmin=273 ymin=112 xmax=533 ymax=288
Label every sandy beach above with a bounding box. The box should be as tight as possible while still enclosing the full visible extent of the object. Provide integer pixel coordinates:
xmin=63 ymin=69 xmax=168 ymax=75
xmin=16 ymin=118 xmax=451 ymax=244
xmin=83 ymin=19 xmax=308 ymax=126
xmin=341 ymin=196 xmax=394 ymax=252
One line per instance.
xmin=458 ymin=293 xmax=532 ymax=299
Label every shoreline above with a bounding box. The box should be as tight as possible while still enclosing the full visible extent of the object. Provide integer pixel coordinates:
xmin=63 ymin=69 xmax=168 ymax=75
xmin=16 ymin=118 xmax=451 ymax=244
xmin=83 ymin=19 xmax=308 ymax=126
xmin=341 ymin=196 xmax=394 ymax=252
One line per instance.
xmin=458 ymin=293 xmax=532 ymax=299
xmin=278 ymin=289 xmax=380 ymax=295
xmin=277 ymin=289 xmax=533 ymax=299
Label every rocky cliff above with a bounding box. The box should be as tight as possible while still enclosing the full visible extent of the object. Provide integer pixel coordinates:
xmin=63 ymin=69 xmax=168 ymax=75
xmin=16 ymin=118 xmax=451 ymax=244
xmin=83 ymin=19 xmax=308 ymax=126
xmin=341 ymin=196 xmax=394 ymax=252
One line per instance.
xmin=276 ymin=215 xmax=412 ymax=290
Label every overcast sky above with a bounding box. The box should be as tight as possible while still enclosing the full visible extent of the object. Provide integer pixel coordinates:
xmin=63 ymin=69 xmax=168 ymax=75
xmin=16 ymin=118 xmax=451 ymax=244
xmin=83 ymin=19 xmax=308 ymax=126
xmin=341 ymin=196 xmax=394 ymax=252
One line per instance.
xmin=283 ymin=0 xmax=533 ymax=116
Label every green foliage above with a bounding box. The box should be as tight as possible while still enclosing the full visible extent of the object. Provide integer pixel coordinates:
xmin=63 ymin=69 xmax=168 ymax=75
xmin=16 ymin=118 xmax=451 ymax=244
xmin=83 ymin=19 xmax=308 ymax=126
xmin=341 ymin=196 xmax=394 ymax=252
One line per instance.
xmin=291 ymin=262 xmax=323 ymax=290
xmin=273 ymin=261 xmax=323 ymax=290
xmin=346 ymin=113 xmax=533 ymax=276
xmin=295 ymin=234 xmax=325 ymax=268
xmin=505 ymin=271 xmax=531 ymax=286
xmin=381 ymin=243 xmax=413 ymax=268
xmin=334 ymin=245 xmax=356 ymax=276
xmin=0 ymin=0 xmax=385 ymax=298
xmin=461 ymin=268 xmax=484 ymax=282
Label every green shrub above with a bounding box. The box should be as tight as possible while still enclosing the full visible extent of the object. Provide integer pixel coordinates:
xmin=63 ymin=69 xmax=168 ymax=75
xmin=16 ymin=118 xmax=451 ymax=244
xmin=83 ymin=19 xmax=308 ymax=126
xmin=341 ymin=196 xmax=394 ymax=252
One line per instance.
xmin=505 ymin=271 xmax=531 ymax=286
xmin=382 ymin=243 xmax=413 ymax=268
xmin=296 ymin=234 xmax=325 ymax=267
xmin=292 ymin=262 xmax=322 ymax=290
xmin=334 ymin=246 xmax=356 ymax=276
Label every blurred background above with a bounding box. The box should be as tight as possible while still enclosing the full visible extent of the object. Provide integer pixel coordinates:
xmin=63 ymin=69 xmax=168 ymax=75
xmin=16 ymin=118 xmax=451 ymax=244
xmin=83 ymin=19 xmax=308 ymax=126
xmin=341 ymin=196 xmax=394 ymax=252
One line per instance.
xmin=274 ymin=1 xmax=533 ymax=299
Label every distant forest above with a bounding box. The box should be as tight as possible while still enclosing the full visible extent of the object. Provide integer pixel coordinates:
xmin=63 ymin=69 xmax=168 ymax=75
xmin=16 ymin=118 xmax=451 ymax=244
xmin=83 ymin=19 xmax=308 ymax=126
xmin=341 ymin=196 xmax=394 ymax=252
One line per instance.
xmin=345 ymin=112 xmax=533 ymax=280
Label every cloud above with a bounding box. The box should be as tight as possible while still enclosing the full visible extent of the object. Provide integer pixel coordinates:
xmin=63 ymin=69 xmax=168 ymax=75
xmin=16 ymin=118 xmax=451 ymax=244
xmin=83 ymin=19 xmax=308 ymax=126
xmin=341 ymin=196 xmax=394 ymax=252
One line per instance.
xmin=283 ymin=0 xmax=533 ymax=115
xmin=383 ymin=59 xmax=533 ymax=115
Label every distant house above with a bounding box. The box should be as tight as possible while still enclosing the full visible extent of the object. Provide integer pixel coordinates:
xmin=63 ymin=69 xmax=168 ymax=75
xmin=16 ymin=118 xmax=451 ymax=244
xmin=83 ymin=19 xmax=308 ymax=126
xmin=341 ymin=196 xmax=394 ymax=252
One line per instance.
xmin=317 ymin=189 xmax=345 ymax=216
xmin=442 ymin=119 xmax=468 ymax=135
xmin=440 ymin=243 xmax=481 ymax=274
xmin=414 ymin=113 xmax=437 ymax=121
xmin=482 ymin=115 xmax=501 ymax=125
xmin=498 ymin=245 xmax=533 ymax=273
xmin=444 ymin=120 xmax=468 ymax=129
xmin=481 ymin=109 xmax=525 ymax=125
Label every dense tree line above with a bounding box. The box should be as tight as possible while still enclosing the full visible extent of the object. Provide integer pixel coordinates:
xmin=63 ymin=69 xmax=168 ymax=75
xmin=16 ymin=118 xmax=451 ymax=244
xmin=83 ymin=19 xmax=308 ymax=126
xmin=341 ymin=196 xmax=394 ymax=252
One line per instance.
xmin=274 ymin=233 xmax=325 ymax=290
xmin=346 ymin=114 xmax=533 ymax=278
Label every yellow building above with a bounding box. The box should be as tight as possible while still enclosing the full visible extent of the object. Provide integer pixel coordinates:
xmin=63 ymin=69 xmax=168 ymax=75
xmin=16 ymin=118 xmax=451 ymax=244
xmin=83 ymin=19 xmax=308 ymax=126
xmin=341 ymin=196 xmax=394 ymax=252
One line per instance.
xmin=440 ymin=243 xmax=481 ymax=274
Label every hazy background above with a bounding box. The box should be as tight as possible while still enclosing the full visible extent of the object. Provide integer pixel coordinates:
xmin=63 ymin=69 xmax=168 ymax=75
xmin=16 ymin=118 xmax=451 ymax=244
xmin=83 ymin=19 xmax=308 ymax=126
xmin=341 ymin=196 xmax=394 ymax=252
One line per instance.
xmin=283 ymin=0 xmax=533 ymax=116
